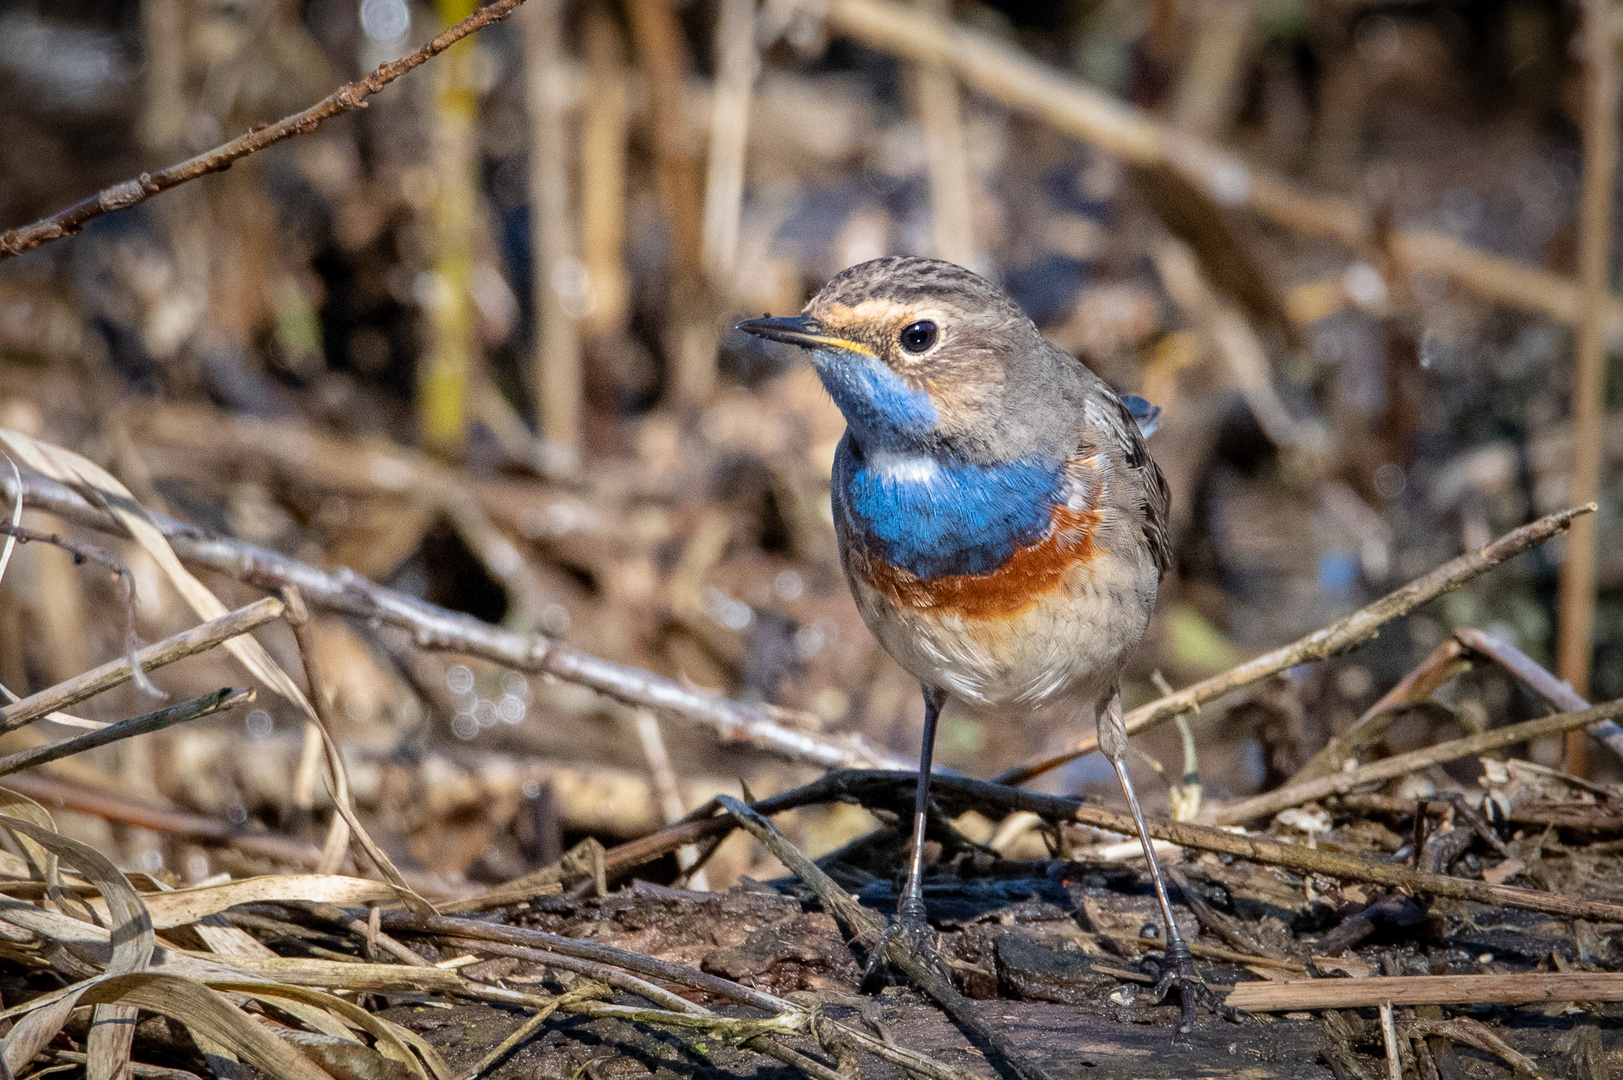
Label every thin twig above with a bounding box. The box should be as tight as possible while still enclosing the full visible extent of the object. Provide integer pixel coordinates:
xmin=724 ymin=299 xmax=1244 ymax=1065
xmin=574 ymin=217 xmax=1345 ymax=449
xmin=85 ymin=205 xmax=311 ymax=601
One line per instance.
xmin=0 ymin=0 xmax=532 ymax=260
xmin=292 ymin=902 xmax=435 ymax=969
xmin=0 ymin=521 xmax=161 ymax=699
xmin=0 ymin=772 xmax=323 ymax=867
xmin=1291 ymin=637 xmax=1469 ymax=784
xmin=0 ymin=688 xmax=251 ymax=778
xmin=0 ymin=597 xmax=284 ymax=734
xmin=1203 ymin=695 xmax=1623 ymax=826
xmin=630 ymin=709 xmax=707 ymax=889
xmin=607 ymin=770 xmax=1623 ymax=925
xmin=1456 ymin=626 xmax=1623 ymax=763
xmin=1556 ymin=0 xmax=1621 ymax=777
xmin=1 ymin=464 xmax=908 ymax=772
xmin=995 ymin=504 xmax=1593 ymax=787
xmin=715 ymin=796 xmax=1057 ymax=1080
xmin=818 ymin=0 xmax=1623 ymax=337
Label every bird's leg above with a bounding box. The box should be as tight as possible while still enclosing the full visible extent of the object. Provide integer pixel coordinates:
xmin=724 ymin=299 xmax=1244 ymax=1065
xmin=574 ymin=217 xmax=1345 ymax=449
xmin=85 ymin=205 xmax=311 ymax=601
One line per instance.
xmin=1097 ymin=690 xmax=1200 ymax=1035
xmin=899 ymin=684 xmax=946 ymax=930
xmin=864 ymin=684 xmax=946 ymax=984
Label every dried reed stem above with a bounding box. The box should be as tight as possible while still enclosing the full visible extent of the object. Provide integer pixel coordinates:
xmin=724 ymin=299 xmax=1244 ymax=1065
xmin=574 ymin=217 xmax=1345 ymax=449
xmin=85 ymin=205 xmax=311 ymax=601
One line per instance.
xmin=911 ymin=0 xmax=976 ymax=266
xmin=1557 ymin=0 xmax=1621 ymax=776
xmin=701 ymin=0 xmax=759 ymax=285
xmin=523 ymin=0 xmax=585 ymax=457
xmin=578 ymin=6 xmax=631 ymax=340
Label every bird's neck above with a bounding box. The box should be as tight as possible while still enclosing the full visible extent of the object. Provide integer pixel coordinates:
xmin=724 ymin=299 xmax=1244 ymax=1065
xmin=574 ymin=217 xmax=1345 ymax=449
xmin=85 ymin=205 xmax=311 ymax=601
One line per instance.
xmin=838 ymin=436 xmax=1064 ymax=580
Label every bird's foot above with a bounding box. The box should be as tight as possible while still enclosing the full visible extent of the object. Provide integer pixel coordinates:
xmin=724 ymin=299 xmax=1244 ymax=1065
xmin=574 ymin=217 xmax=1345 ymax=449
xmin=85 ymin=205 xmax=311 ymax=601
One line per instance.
xmin=861 ymin=896 xmax=938 ymax=989
xmin=1147 ymin=939 xmax=1237 ymax=1037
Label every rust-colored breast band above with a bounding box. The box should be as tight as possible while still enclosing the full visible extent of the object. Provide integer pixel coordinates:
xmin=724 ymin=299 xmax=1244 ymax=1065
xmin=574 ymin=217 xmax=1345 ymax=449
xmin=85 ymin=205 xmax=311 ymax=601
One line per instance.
xmin=853 ymin=504 xmax=1102 ymax=620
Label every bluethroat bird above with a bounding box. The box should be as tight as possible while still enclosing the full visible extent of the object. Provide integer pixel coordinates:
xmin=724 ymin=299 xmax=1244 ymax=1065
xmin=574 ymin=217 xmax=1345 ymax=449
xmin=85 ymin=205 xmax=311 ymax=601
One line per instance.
xmin=738 ymin=257 xmax=1202 ymax=1029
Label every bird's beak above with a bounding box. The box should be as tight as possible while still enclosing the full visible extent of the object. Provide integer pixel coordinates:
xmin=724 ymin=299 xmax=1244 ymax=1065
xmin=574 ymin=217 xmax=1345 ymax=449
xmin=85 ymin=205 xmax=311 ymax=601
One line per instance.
xmin=735 ymin=315 xmax=875 ymax=356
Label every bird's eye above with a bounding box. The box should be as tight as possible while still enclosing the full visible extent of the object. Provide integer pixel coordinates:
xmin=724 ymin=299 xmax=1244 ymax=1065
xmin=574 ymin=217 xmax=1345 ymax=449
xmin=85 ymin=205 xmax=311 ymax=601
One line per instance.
xmin=898 ymin=320 xmax=938 ymax=354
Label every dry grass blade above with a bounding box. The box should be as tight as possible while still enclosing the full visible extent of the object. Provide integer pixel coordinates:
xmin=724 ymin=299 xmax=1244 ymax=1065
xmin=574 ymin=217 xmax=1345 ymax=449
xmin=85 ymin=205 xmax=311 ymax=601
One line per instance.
xmin=0 ymin=688 xmax=251 ymax=778
xmin=75 ymin=974 xmax=333 ymax=1080
xmin=89 ymin=875 xmax=400 ymax=930
xmin=0 ymin=787 xmax=60 ymax=889
xmin=0 ymin=429 xmax=428 ymax=907
xmin=0 ymin=814 xmax=155 ymax=1080
xmin=212 ymin=982 xmax=449 ymax=1080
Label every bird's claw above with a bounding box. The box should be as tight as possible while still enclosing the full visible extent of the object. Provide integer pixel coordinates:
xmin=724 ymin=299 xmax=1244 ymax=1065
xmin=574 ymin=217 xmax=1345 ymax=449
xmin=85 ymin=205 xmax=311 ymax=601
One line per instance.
xmin=861 ymin=896 xmax=937 ymax=988
xmin=1147 ymin=938 xmax=1235 ymax=1036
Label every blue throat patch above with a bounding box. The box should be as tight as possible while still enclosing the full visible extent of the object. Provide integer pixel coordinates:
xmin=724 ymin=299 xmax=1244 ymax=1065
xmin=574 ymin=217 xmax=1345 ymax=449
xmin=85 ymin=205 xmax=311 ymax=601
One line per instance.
xmin=838 ymin=441 xmax=1063 ymax=580
xmin=811 ymin=351 xmax=938 ymax=447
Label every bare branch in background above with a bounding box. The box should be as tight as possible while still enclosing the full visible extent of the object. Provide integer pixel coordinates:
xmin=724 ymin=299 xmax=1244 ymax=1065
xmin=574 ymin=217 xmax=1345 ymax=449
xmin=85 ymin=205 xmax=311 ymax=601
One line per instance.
xmin=0 ymin=0 xmax=531 ymax=260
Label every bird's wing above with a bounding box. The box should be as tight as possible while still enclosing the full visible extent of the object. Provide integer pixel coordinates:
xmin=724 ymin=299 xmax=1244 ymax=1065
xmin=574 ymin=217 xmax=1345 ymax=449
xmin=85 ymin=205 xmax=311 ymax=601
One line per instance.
xmin=1077 ymin=391 xmax=1173 ymax=579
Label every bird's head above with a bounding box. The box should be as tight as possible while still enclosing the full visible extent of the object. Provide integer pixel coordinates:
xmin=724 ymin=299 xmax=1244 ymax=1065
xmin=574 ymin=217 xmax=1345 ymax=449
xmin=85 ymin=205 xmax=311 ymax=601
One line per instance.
xmin=737 ymin=257 xmax=1056 ymax=460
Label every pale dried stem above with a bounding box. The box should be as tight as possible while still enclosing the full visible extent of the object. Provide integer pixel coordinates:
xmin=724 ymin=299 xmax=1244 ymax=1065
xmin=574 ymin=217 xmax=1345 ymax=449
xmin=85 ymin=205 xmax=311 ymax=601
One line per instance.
xmin=700 ymin=0 xmax=758 ymax=285
xmin=1228 ymin=972 xmax=1623 ymax=1011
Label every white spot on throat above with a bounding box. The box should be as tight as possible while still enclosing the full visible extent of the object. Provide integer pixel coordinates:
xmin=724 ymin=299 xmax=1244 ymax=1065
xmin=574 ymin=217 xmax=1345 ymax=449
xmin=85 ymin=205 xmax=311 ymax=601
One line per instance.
xmin=868 ymin=450 xmax=941 ymax=485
